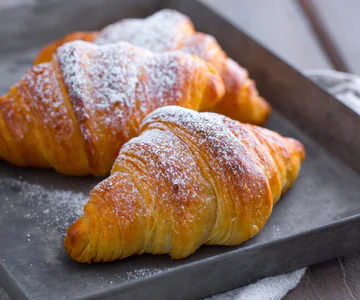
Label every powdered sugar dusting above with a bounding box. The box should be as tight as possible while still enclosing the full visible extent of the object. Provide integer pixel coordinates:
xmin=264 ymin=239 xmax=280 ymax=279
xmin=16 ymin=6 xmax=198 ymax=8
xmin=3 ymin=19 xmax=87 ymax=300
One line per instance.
xmin=141 ymin=106 xmax=250 ymax=181
xmin=94 ymin=9 xmax=223 ymax=69
xmin=180 ymin=34 xmax=219 ymax=63
xmin=119 ymin=267 xmax=168 ymax=281
xmin=56 ymin=40 xmax=187 ymax=146
xmin=119 ymin=128 xmax=213 ymax=210
xmin=95 ymin=9 xmax=192 ymax=52
xmin=143 ymin=53 xmax=184 ymax=108
xmin=141 ymin=106 xmax=270 ymax=225
xmin=23 ymin=63 xmax=66 ymax=126
xmin=23 ymin=64 xmax=62 ymax=109
xmin=0 ymin=178 xmax=87 ymax=233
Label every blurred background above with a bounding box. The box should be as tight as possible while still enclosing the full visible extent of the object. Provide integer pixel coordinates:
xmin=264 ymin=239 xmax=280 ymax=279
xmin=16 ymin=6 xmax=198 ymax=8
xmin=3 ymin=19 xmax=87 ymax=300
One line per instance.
xmin=2 ymin=0 xmax=359 ymax=74
xmin=205 ymin=0 xmax=358 ymax=74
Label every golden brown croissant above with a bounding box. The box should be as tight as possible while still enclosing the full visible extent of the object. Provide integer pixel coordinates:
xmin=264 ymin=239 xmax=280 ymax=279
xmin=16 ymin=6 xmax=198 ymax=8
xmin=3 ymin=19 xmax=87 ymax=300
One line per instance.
xmin=0 ymin=41 xmax=224 ymax=176
xmin=34 ymin=9 xmax=271 ymax=125
xmin=64 ymin=106 xmax=305 ymax=263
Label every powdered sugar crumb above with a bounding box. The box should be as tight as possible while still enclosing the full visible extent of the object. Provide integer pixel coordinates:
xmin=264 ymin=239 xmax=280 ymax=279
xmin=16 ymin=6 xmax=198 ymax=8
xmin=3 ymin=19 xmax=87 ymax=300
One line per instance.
xmin=117 ymin=267 xmax=168 ymax=281
xmin=0 ymin=178 xmax=87 ymax=233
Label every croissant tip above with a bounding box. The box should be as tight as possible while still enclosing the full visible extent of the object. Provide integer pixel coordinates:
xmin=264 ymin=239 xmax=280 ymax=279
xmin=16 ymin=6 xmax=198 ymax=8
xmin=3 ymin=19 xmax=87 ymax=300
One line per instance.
xmin=64 ymin=216 xmax=90 ymax=263
xmin=200 ymin=65 xmax=226 ymax=111
xmin=239 ymin=95 xmax=271 ymax=126
xmin=288 ymin=138 xmax=305 ymax=162
xmin=257 ymin=97 xmax=272 ymax=126
xmin=212 ymin=75 xmax=226 ymax=101
xmin=295 ymin=140 xmax=306 ymax=162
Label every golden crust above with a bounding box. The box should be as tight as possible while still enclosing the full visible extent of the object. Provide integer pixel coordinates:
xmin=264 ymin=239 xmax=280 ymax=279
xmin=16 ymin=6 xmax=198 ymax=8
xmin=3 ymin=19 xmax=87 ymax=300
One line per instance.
xmin=33 ymin=9 xmax=270 ymax=125
xmin=64 ymin=107 xmax=305 ymax=263
xmin=0 ymin=42 xmax=224 ymax=175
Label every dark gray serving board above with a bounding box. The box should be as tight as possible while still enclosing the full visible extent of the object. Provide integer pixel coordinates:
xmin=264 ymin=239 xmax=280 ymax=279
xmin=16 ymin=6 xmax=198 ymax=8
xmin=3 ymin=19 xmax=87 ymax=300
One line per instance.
xmin=1 ymin=1 xmax=360 ymax=299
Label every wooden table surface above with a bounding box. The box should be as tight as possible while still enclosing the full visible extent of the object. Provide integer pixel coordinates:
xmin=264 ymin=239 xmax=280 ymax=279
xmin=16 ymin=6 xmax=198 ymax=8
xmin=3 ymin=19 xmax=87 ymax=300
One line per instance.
xmin=204 ymin=0 xmax=360 ymax=299
xmin=1 ymin=1 xmax=360 ymax=299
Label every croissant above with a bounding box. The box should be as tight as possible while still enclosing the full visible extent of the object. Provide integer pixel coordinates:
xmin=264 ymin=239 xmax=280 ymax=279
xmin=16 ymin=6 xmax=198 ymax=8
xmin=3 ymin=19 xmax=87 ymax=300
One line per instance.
xmin=34 ymin=9 xmax=271 ymax=125
xmin=0 ymin=41 xmax=224 ymax=176
xmin=64 ymin=106 xmax=305 ymax=263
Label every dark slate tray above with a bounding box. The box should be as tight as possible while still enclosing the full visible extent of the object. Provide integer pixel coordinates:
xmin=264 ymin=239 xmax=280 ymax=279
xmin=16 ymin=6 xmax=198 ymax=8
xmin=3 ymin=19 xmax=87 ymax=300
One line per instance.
xmin=1 ymin=0 xmax=360 ymax=299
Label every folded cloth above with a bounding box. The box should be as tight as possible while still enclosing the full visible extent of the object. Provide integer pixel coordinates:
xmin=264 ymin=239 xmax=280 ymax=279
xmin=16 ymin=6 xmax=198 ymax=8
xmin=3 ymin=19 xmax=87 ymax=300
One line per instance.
xmin=1 ymin=70 xmax=359 ymax=300
xmin=207 ymin=269 xmax=306 ymax=300
xmin=305 ymin=69 xmax=360 ymax=115
xmin=0 ymin=288 xmax=10 ymax=300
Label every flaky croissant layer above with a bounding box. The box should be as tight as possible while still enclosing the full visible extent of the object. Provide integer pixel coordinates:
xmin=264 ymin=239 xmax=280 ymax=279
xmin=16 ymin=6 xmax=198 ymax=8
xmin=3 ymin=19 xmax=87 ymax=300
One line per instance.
xmin=34 ymin=9 xmax=271 ymax=125
xmin=64 ymin=106 xmax=305 ymax=263
xmin=0 ymin=41 xmax=224 ymax=176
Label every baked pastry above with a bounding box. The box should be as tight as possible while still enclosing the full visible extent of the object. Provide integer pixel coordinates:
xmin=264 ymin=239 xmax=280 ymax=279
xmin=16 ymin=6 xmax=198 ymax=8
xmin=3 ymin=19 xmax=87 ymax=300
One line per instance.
xmin=64 ymin=106 xmax=305 ymax=263
xmin=0 ymin=41 xmax=224 ymax=176
xmin=34 ymin=9 xmax=271 ymax=125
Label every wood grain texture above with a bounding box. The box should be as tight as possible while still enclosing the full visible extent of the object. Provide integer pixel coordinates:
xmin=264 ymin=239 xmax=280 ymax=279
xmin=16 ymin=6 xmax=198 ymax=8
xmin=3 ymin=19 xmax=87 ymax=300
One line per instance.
xmin=286 ymin=253 xmax=360 ymax=299
xmin=308 ymin=0 xmax=360 ymax=75
xmin=201 ymin=0 xmax=332 ymax=70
